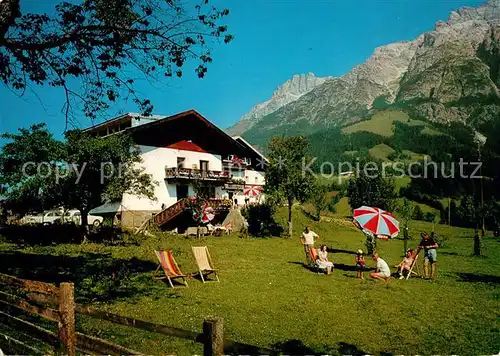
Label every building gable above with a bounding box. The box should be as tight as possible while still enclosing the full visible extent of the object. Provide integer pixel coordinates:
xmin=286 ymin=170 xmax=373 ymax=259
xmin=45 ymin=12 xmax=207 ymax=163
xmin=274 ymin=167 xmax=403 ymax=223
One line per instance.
xmin=166 ymin=140 xmax=207 ymax=153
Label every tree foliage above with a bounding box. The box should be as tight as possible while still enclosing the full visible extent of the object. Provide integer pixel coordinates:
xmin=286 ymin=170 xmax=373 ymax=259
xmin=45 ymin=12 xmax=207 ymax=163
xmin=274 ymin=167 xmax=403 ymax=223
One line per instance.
xmin=310 ymin=183 xmax=328 ymax=221
xmin=0 ymin=123 xmax=156 ymax=229
xmin=0 ymin=0 xmax=232 ymax=124
xmin=346 ymin=169 xmax=396 ymax=212
xmin=265 ymin=136 xmax=315 ymax=237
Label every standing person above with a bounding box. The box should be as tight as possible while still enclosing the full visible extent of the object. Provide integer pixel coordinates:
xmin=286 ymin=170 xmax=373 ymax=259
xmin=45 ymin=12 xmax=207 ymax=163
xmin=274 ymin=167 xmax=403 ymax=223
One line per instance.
xmin=316 ymin=245 xmax=334 ymax=274
xmin=363 ymin=229 xmax=376 ymax=255
xmin=417 ymin=232 xmax=439 ymax=279
xmin=301 ymin=226 xmax=319 ymax=264
xmin=355 ymin=249 xmax=366 ymax=279
xmin=369 ymin=252 xmax=391 ymax=280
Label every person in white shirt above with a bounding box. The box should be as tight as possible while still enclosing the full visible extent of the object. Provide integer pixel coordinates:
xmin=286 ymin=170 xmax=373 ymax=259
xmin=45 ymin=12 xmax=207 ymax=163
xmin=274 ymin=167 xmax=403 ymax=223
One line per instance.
xmin=369 ymin=252 xmax=391 ymax=280
xmin=300 ymin=226 xmax=319 ymax=264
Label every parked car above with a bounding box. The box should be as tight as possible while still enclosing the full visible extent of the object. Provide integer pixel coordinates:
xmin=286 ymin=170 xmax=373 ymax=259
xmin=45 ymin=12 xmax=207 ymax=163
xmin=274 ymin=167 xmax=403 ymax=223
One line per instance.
xmin=21 ymin=211 xmax=63 ymax=225
xmin=62 ymin=209 xmax=103 ymax=227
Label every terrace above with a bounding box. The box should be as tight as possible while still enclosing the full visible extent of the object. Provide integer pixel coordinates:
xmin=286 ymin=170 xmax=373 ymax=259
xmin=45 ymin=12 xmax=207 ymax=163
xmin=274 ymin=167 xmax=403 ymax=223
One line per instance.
xmin=164 ymin=167 xmax=230 ymax=182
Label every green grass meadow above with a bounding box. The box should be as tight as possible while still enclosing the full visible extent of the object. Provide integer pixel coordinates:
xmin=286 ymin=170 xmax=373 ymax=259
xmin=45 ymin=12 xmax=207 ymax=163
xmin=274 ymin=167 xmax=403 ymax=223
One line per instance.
xmin=1 ymin=207 xmax=499 ymax=355
xmin=341 ymin=111 xmax=428 ymax=137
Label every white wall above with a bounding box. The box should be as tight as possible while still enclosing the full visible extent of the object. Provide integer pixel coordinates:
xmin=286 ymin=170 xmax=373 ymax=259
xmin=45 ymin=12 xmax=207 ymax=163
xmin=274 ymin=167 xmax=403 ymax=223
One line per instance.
xmin=243 ymin=170 xmax=265 ymax=186
xmin=121 ymin=146 xmax=223 ymax=211
xmin=224 ymin=168 xmax=265 ymax=185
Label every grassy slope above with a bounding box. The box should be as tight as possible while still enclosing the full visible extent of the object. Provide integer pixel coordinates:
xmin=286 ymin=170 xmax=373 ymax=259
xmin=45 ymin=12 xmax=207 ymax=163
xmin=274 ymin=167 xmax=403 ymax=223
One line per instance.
xmin=368 ymin=143 xmax=395 ymax=160
xmin=341 ymin=110 xmax=427 ymax=137
xmin=1 ymin=209 xmax=499 ymax=355
xmin=340 ymin=110 xmax=438 ymax=161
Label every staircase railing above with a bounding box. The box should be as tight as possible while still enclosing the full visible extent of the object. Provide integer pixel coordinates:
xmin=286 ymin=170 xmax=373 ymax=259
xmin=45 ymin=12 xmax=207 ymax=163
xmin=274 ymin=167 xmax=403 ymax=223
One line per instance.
xmin=153 ymin=198 xmax=233 ymax=227
xmin=153 ymin=198 xmax=189 ymax=226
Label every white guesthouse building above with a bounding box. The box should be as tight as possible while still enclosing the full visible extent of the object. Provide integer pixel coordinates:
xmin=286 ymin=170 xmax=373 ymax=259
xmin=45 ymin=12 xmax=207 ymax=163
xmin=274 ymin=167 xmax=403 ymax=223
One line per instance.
xmin=85 ymin=110 xmax=267 ymax=229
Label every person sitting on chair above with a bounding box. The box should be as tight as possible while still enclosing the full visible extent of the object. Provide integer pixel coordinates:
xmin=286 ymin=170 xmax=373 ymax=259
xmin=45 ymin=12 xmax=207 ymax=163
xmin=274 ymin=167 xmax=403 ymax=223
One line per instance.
xmin=206 ymin=223 xmax=215 ymax=235
xmin=315 ymin=245 xmax=333 ymax=275
xmin=395 ymin=249 xmax=414 ymax=279
xmin=369 ymin=252 xmax=391 ymax=280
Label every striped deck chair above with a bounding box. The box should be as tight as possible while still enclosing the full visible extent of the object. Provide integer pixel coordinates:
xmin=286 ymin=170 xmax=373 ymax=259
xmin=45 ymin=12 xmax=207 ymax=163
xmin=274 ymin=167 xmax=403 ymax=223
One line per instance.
xmin=192 ymin=246 xmax=219 ymax=283
xmin=405 ymin=249 xmax=421 ymax=280
xmin=153 ymin=250 xmax=188 ymax=288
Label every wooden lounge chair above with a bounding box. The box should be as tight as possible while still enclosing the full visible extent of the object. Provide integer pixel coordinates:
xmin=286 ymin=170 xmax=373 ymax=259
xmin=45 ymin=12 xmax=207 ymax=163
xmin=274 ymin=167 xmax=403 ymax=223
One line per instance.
xmin=191 ymin=246 xmax=219 ymax=283
xmin=153 ymin=250 xmax=188 ymax=288
xmin=405 ymin=250 xmax=421 ymax=280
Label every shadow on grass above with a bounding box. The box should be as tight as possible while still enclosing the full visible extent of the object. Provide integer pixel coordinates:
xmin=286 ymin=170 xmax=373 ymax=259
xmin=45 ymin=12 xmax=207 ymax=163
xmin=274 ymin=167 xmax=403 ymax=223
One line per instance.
xmin=0 ymin=224 xmax=140 ymax=246
xmin=327 ymin=247 xmax=358 ymax=255
xmin=269 ymin=339 xmax=370 ymax=356
xmin=0 ymin=250 xmax=160 ymax=303
xmin=287 ymin=261 xmax=325 ymax=274
xmin=440 ymin=251 xmax=460 ymax=256
xmin=456 ymin=272 xmax=500 ymax=284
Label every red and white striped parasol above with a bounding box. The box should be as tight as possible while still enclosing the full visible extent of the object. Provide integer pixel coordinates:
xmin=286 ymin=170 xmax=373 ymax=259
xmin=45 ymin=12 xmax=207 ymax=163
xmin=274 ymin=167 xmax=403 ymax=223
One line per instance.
xmin=244 ymin=185 xmax=263 ymax=197
xmin=353 ymin=206 xmax=400 ymax=238
xmin=192 ymin=204 xmax=215 ymax=223
xmin=201 ymin=206 xmax=215 ymax=223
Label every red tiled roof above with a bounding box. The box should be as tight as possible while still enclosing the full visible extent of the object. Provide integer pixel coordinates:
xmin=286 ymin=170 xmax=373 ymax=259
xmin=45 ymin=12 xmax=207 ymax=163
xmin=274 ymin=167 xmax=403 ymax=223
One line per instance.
xmin=167 ymin=140 xmax=207 ymax=153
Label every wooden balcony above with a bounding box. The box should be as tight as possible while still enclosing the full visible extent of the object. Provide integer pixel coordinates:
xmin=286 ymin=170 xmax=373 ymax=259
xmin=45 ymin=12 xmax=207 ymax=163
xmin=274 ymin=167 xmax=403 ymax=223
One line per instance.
xmin=223 ymin=182 xmax=245 ymax=191
xmin=206 ymin=198 xmax=233 ymax=210
xmin=222 ymin=155 xmax=251 ymax=168
xmin=165 ymin=167 xmax=230 ymax=182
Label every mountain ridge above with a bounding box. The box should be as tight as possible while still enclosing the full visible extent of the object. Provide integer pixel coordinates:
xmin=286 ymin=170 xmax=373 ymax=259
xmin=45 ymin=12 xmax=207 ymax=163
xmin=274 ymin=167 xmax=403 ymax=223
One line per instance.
xmin=232 ymin=0 xmax=500 ymax=146
xmin=226 ymin=72 xmax=332 ymax=136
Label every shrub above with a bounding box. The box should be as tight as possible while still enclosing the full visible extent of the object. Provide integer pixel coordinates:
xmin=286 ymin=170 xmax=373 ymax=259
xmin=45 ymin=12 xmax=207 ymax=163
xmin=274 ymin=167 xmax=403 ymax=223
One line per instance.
xmin=310 ymin=184 xmax=329 ymax=220
xmin=412 ymin=205 xmax=424 ymax=220
xmin=246 ymin=203 xmax=283 ymax=237
xmin=423 ymin=212 xmax=436 ymax=222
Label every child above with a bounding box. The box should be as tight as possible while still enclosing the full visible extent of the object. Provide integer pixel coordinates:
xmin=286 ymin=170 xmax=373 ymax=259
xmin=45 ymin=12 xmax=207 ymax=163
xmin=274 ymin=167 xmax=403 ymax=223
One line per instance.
xmin=355 ymin=249 xmax=365 ymax=279
xmin=395 ymin=249 xmax=414 ymax=279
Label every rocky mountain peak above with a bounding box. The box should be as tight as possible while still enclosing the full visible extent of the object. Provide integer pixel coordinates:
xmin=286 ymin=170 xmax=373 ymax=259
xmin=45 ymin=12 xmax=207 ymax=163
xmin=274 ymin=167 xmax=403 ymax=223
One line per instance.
xmin=226 ymin=72 xmax=332 ymax=135
xmin=272 ymin=72 xmax=331 ymax=99
xmin=229 ymin=0 xmax=500 ymax=145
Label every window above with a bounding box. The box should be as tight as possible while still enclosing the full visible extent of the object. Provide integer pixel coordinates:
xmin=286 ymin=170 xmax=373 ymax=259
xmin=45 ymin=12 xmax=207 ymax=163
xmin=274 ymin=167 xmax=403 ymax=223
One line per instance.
xmin=200 ymin=160 xmax=209 ymax=171
xmin=177 ymin=157 xmax=185 ymax=169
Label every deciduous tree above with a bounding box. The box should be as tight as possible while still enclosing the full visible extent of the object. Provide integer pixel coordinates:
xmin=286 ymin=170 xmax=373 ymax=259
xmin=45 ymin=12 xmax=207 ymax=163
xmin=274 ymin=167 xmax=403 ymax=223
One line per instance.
xmin=0 ymin=123 xmax=156 ymax=239
xmin=265 ymin=136 xmax=315 ymax=237
xmin=0 ymin=0 xmax=233 ymax=125
xmin=346 ymin=169 xmax=395 ymax=212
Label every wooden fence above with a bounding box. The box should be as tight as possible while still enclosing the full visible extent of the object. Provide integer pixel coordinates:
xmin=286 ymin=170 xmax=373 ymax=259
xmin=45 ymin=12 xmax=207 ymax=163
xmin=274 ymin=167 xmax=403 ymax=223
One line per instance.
xmin=0 ymin=273 xmax=273 ymax=355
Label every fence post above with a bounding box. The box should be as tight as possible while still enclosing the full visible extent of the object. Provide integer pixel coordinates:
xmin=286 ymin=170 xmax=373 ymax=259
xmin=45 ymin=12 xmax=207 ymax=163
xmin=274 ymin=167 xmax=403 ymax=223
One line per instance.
xmin=58 ymin=282 xmax=76 ymax=356
xmin=203 ymin=317 xmax=223 ymax=356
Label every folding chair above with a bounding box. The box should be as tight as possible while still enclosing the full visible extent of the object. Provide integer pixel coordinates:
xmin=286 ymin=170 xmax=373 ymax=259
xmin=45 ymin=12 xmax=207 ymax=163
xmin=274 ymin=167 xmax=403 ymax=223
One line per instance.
xmin=405 ymin=250 xmax=421 ymax=280
xmin=153 ymin=250 xmax=189 ymax=288
xmin=308 ymin=247 xmax=327 ymax=273
xmin=192 ymin=246 xmax=220 ymax=283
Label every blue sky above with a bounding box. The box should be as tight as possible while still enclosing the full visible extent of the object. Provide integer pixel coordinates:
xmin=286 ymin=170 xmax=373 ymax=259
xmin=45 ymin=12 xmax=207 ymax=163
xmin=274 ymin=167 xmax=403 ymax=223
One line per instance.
xmin=0 ymin=0 xmax=486 ymax=141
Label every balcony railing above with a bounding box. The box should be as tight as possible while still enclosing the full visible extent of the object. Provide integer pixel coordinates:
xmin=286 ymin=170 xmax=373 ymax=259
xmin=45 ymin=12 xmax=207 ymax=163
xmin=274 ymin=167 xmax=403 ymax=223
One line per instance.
xmin=165 ymin=167 xmax=230 ymax=181
xmin=222 ymin=155 xmax=251 ymax=167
